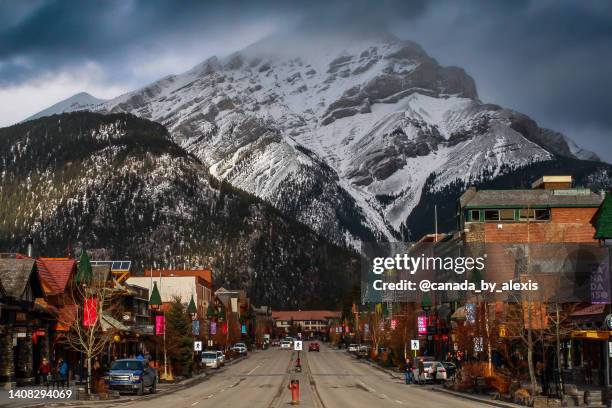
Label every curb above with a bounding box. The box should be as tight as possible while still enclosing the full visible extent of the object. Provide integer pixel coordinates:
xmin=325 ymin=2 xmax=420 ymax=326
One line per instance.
xmin=432 ymin=386 xmax=522 ymax=408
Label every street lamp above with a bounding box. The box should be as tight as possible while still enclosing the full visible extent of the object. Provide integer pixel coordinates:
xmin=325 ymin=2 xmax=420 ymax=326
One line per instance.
xmin=421 ymin=293 xmax=433 ymax=356
xmin=148 ymin=281 xmax=166 ymax=380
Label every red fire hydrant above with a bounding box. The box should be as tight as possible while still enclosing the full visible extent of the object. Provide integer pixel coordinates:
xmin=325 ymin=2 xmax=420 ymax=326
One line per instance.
xmin=288 ymin=379 xmax=300 ymax=405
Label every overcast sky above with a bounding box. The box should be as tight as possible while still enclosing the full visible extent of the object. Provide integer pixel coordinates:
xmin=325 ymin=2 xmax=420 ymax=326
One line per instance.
xmin=1 ymin=0 xmax=610 ymax=161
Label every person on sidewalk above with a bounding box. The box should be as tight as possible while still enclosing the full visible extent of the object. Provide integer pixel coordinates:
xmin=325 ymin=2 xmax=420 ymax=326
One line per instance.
xmin=404 ymin=357 xmax=414 ymax=384
xmin=417 ymin=359 xmax=425 ymax=385
xmin=58 ymin=358 xmax=69 ymax=388
xmin=38 ymin=358 xmax=51 ymax=387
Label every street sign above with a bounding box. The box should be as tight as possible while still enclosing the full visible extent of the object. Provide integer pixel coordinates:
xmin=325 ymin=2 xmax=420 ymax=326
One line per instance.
xmin=294 ymin=340 xmax=303 ymax=351
xmin=194 ymin=341 xmax=202 ymax=351
xmin=410 ymin=339 xmax=419 ymax=351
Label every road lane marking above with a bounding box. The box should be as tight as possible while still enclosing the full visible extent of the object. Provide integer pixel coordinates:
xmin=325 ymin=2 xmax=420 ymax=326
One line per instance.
xmin=247 ymin=364 xmax=261 ymax=375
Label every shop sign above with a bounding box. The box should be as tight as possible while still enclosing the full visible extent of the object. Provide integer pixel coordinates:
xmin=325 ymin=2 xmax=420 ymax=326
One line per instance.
xmin=16 ymin=312 xmax=26 ymax=322
xmin=210 ymin=322 xmax=217 ymax=335
xmin=473 ymin=337 xmax=483 ymax=352
xmin=417 ymin=315 xmax=427 ymax=334
xmin=591 ymin=262 xmax=610 ymax=304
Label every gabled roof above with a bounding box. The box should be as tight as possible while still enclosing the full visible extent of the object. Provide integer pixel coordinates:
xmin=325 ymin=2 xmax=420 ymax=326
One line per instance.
xmin=593 ymin=192 xmax=612 ymax=239
xmin=36 ymin=258 xmax=76 ymax=295
xmin=0 ymin=258 xmax=42 ymax=299
xmin=460 ymin=188 xmax=602 ymax=209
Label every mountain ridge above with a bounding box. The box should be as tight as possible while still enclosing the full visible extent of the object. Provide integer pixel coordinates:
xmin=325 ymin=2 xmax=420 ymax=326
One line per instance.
xmin=22 ymin=32 xmax=605 ymax=247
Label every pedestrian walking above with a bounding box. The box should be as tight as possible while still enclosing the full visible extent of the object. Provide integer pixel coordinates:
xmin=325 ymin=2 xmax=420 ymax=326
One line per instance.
xmin=417 ymin=359 xmax=425 ymax=385
xmin=58 ymin=358 xmax=69 ymax=388
xmin=404 ymin=357 xmax=414 ymax=384
xmin=38 ymin=358 xmax=51 ymax=387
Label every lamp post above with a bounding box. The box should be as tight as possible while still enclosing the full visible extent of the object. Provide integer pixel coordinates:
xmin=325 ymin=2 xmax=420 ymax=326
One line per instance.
xmin=187 ymin=294 xmax=198 ymax=372
xmin=148 ymin=281 xmax=165 ymax=379
xmin=421 ymin=293 xmax=432 ymax=356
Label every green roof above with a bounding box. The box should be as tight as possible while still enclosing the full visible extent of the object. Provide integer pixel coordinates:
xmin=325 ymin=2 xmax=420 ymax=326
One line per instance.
xmin=149 ymin=281 xmax=162 ymax=306
xmin=187 ymin=294 xmax=197 ymax=315
xmin=76 ymin=250 xmax=92 ymax=284
xmin=594 ymin=192 xmax=612 ymax=239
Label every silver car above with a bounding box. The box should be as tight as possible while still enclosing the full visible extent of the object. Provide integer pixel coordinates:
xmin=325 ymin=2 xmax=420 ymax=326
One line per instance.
xmin=202 ymin=351 xmax=222 ymax=369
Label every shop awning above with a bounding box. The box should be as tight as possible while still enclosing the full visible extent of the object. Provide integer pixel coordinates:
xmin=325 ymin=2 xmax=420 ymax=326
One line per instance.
xmin=571 ymin=330 xmax=612 ymax=340
xmin=571 ymin=304 xmax=606 ymax=317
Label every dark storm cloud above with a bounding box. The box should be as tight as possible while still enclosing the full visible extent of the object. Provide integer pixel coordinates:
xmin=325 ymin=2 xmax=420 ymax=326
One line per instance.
xmin=0 ymin=0 xmax=610 ymax=159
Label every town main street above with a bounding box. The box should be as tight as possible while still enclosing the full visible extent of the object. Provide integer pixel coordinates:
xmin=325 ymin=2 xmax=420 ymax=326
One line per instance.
xmin=69 ymin=343 xmax=494 ymax=408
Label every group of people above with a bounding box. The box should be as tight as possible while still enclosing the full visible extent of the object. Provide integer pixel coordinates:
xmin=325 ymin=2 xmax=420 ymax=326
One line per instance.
xmin=37 ymin=357 xmax=69 ymax=388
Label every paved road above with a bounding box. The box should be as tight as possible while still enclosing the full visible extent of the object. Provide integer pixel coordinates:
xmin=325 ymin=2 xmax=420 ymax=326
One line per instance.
xmin=59 ymin=343 xmax=493 ymax=408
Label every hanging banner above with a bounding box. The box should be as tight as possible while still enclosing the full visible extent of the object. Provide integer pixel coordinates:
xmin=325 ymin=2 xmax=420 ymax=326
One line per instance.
xmin=591 ymin=261 xmax=610 ymax=304
xmin=364 ymin=323 xmax=369 ymax=334
xmin=390 ymin=319 xmax=397 ymax=330
xmin=83 ymin=297 xmax=98 ymax=327
xmin=155 ymin=315 xmax=165 ymax=336
xmin=192 ymin=320 xmax=200 ymax=336
xmin=241 ymin=324 xmax=246 ymax=334
xmin=210 ymin=322 xmax=217 ymax=335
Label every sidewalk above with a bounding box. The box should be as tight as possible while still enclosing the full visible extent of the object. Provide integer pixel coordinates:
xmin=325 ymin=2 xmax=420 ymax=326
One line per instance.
xmin=0 ymin=355 xmax=248 ymax=408
xmin=353 ymin=354 xmax=523 ymax=408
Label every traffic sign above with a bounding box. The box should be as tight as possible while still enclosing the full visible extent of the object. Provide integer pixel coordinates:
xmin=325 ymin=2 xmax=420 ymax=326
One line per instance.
xmin=294 ymin=340 xmax=303 ymax=351
xmin=410 ymin=339 xmax=419 ymax=351
xmin=194 ymin=341 xmax=202 ymax=351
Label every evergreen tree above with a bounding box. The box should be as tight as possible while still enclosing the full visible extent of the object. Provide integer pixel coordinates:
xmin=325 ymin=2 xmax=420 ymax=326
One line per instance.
xmin=166 ymin=297 xmax=193 ymax=377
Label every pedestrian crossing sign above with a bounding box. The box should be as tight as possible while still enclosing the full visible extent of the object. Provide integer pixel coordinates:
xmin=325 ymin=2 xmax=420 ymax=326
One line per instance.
xmin=410 ymin=339 xmax=419 ymax=350
xmin=194 ymin=340 xmax=202 ymax=351
xmin=294 ymin=340 xmax=303 ymax=351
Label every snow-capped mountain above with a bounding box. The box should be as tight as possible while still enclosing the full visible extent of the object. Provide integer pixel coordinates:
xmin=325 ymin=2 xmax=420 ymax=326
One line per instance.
xmin=27 ymin=32 xmax=604 ymax=245
xmin=25 ymin=92 xmax=107 ymax=121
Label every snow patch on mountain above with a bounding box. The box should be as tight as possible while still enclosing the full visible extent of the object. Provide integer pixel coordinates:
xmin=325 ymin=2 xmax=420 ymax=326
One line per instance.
xmin=23 ymin=32 xmax=601 ymax=247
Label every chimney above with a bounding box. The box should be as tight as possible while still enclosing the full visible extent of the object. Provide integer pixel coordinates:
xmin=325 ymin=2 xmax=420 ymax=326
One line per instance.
xmin=26 ymin=238 xmax=33 ymax=258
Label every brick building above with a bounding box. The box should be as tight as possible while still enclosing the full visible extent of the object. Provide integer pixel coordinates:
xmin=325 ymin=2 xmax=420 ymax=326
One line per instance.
xmin=457 ymin=175 xmax=610 ymax=388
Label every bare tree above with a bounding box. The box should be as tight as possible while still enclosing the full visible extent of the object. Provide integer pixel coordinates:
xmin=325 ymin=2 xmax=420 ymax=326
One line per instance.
xmin=57 ymin=254 xmax=122 ymax=395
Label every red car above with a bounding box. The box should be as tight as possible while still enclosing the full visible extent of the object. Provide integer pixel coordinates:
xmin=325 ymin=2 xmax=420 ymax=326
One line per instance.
xmin=308 ymin=342 xmax=320 ymax=352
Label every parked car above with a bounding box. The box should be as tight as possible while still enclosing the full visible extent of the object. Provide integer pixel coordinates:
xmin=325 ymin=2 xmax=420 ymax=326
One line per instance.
xmin=348 ymin=344 xmax=359 ymax=352
xmin=106 ymin=359 xmax=157 ymax=395
xmin=412 ymin=360 xmax=446 ymax=383
xmin=232 ymin=343 xmax=247 ymax=355
xmin=271 ymin=339 xmax=281 ymax=347
xmin=357 ymin=345 xmax=370 ymax=357
xmin=308 ymin=342 xmax=320 ymax=352
xmin=280 ymin=340 xmax=291 ymax=349
xmin=202 ymin=351 xmax=223 ymax=369
xmin=216 ymin=351 xmax=226 ymax=366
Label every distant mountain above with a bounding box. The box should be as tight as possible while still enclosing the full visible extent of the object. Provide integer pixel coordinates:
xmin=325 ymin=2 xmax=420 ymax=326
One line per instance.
xmin=25 ymin=92 xmax=107 ymax=122
xmin=0 ymin=112 xmax=359 ymax=309
xmin=27 ymin=31 xmax=607 ymax=245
